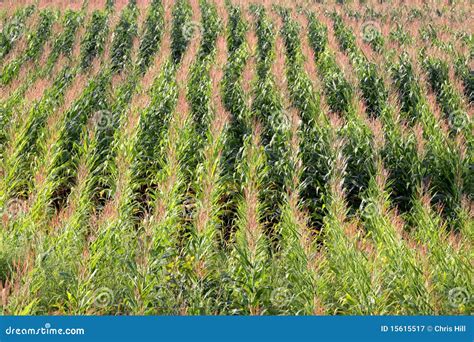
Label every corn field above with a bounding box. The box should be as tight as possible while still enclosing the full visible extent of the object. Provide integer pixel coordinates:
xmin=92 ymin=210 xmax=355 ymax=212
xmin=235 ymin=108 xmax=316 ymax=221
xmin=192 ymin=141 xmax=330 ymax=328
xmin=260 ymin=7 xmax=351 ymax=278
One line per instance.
xmin=0 ymin=0 xmax=472 ymax=315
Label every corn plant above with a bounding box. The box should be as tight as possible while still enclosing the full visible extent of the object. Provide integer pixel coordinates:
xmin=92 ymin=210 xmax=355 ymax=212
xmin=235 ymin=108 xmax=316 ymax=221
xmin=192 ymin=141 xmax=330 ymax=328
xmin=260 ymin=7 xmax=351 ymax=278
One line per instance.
xmin=0 ymin=5 xmax=35 ymax=61
xmin=128 ymin=61 xmax=179 ymax=218
xmin=360 ymin=163 xmax=433 ymax=314
xmin=177 ymin=0 xmax=228 ymax=314
xmin=137 ymin=0 xmax=164 ymax=73
xmin=379 ymin=106 xmax=423 ymax=212
xmin=1 ymin=9 xmax=56 ymax=85
xmin=46 ymin=10 xmax=82 ymax=71
xmin=307 ymin=12 xmax=327 ymax=61
xmin=109 ymin=1 xmax=188 ymax=232
xmin=272 ymin=9 xmax=330 ymax=305
xmin=170 ymin=0 xmax=192 ymax=64
xmin=319 ymin=138 xmax=378 ymax=315
xmin=24 ymin=73 xmax=145 ymax=315
xmin=454 ymin=55 xmax=473 ymax=104
xmin=0 ymin=11 xmax=82 ymax=157
xmin=220 ymin=3 xmax=251 ymax=240
xmin=391 ymin=53 xmax=424 ymax=124
xmin=30 ymin=72 xmax=110 ymax=220
xmin=124 ymin=110 xmax=194 ymax=314
xmin=1 ymin=67 xmax=77 ymax=202
xmin=27 ymin=1 xmax=172 ymax=309
xmin=251 ymin=5 xmax=292 ymax=237
xmin=185 ymin=0 xmax=221 ymax=158
xmin=307 ymin=14 xmax=353 ymax=115
xmin=307 ymin=12 xmax=375 ymax=211
xmin=410 ymin=195 xmax=473 ymax=314
xmin=389 ymin=23 xmax=413 ymax=46
xmin=228 ymin=128 xmax=272 ymax=315
xmin=197 ymin=0 xmax=220 ymax=59
xmin=332 ymin=14 xmax=388 ymax=117
xmin=110 ymin=0 xmax=138 ymax=73
xmin=279 ymin=9 xmax=329 ymax=229
xmin=66 ymin=65 xmax=183 ymax=316
xmin=79 ymin=10 xmax=109 ymax=70
xmin=422 ymin=54 xmax=471 ymax=136
xmin=392 ymin=53 xmax=469 ymax=228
